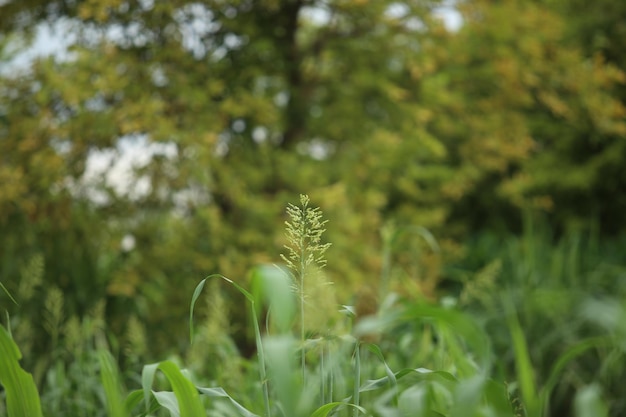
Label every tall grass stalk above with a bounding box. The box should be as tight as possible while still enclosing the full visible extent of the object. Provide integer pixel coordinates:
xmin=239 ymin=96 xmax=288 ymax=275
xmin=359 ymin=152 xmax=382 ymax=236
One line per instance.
xmin=281 ymin=194 xmax=331 ymax=385
xmin=352 ymin=341 xmax=361 ymax=417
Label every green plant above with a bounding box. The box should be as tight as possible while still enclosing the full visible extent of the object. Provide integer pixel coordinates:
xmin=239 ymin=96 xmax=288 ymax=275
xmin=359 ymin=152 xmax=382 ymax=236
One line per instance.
xmin=0 ymin=320 xmax=43 ymax=417
xmin=281 ymin=194 xmax=332 ymax=382
xmin=3 ymin=198 xmax=624 ymax=417
xmin=453 ymin=218 xmax=624 ymax=416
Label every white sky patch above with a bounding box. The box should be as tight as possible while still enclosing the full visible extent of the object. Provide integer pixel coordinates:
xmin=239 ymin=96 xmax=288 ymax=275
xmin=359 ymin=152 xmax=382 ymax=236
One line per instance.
xmin=434 ymin=5 xmax=463 ymax=31
xmin=300 ymin=5 xmax=331 ymax=26
xmin=297 ymin=138 xmax=335 ymax=160
xmin=2 ymin=19 xmax=77 ymax=76
xmin=83 ymin=135 xmax=177 ymax=201
xmin=252 ymin=126 xmax=269 ymax=144
xmin=120 ymin=234 xmax=136 ymax=251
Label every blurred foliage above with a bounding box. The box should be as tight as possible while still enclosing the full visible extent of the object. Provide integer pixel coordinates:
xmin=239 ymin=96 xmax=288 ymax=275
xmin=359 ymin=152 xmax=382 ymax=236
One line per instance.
xmin=451 ymin=216 xmax=626 ymax=416
xmin=0 ymin=2 xmax=625 ymax=414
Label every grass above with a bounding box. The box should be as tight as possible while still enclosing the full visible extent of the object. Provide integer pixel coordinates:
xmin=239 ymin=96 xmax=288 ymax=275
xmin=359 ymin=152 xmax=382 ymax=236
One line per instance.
xmin=1 ymin=201 xmax=624 ymax=417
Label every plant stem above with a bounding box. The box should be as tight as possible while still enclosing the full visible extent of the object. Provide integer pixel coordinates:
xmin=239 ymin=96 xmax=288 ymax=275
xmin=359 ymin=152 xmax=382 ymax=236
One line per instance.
xmin=300 ymin=224 xmax=306 ymax=384
xmin=251 ymin=304 xmax=272 ymax=417
xmin=353 ymin=342 xmax=361 ymax=417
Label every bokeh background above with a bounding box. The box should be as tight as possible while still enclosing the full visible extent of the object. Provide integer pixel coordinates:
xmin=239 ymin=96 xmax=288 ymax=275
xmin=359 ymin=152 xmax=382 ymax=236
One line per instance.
xmin=1 ymin=1 xmax=625 ymax=415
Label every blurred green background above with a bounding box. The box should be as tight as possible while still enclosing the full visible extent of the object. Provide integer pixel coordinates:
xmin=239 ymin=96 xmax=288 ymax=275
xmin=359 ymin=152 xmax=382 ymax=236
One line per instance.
xmin=1 ymin=0 xmax=625 ymax=415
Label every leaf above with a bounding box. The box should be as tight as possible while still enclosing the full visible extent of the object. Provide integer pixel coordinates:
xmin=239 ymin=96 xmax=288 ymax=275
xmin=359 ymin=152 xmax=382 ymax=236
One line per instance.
xmin=449 ymin=375 xmax=485 ymax=417
xmin=189 ymin=278 xmax=207 ymax=344
xmin=309 ymin=402 xmax=367 ymax=417
xmin=540 ymin=336 xmax=611 ymax=414
xmin=98 ymin=350 xmax=127 ymax=417
xmin=250 ymin=265 xmax=296 ymax=334
xmin=189 ymin=274 xmax=270 ymax=417
xmin=366 ymin=343 xmax=397 ymax=388
xmin=505 ymin=301 xmax=539 ymax=415
xmin=0 ymin=325 xmax=43 ymax=417
xmin=153 ymin=391 xmax=181 ymax=417
xmin=190 ymin=274 xmax=256 ymax=343
xmin=124 ymin=389 xmax=147 ymax=413
xmin=197 ymin=386 xmax=259 ymax=417
xmin=141 ymin=360 xmax=205 ymax=417
xmin=359 ymin=367 xmax=457 ymax=393
xmin=399 ymin=303 xmax=493 ymax=370
xmin=264 ymin=335 xmax=299 ymax=417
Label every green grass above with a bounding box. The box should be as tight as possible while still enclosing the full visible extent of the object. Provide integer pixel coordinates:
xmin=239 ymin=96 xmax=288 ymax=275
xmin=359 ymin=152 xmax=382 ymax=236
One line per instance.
xmin=1 ymin=202 xmax=624 ymax=417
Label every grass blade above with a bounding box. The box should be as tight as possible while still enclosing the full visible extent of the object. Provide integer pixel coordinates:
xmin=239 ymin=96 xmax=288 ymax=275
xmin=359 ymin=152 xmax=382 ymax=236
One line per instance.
xmin=0 ymin=282 xmax=18 ymax=305
xmin=505 ymin=301 xmax=539 ymax=416
xmin=98 ymin=350 xmax=126 ymax=417
xmin=540 ymin=336 xmax=610 ymax=414
xmin=189 ymin=278 xmax=208 ymax=344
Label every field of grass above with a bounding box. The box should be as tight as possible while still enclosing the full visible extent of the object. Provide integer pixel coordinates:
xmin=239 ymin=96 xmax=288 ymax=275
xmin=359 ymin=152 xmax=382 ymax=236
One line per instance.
xmin=1 ymin=197 xmax=624 ymax=417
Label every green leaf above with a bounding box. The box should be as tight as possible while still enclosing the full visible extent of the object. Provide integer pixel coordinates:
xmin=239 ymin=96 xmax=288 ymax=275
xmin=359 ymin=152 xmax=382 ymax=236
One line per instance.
xmin=153 ymin=391 xmax=181 ymax=417
xmin=398 ymin=385 xmax=428 ymax=417
xmin=401 ymin=304 xmax=492 ymax=370
xmin=189 ymin=278 xmax=207 ymax=344
xmin=189 ymin=274 xmax=270 ymax=417
xmin=264 ymin=335 xmax=299 ymax=417
xmin=190 ymin=274 xmax=257 ymax=345
xmin=505 ymin=301 xmax=539 ymax=416
xmin=310 ymin=402 xmax=367 ymax=417
xmin=141 ymin=360 xmax=205 ymax=417
xmin=359 ymin=367 xmax=457 ymax=393
xmin=124 ymin=389 xmax=150 ymax=414
xmin=98 ymin=350 xmax=127 ymax=417
xmin=366 ymin=343 xmax=397 ymax=400
xmin=197 ymin=386 xmax=259 ymax=417
xmin=250 ymin=265 xmax=296 ymax=334
xmin=0 ymin=325 xmax=43 ymax=417
xmin=449 ymin=375 xmax=485 ymax=417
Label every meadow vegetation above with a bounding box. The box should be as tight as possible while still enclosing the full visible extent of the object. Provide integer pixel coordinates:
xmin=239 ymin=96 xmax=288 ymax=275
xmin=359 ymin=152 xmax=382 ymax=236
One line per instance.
xmin=1 ymin=196 xmax=624 ymax=417
xmin=1 ymin=0 xmax=625 ymax=416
